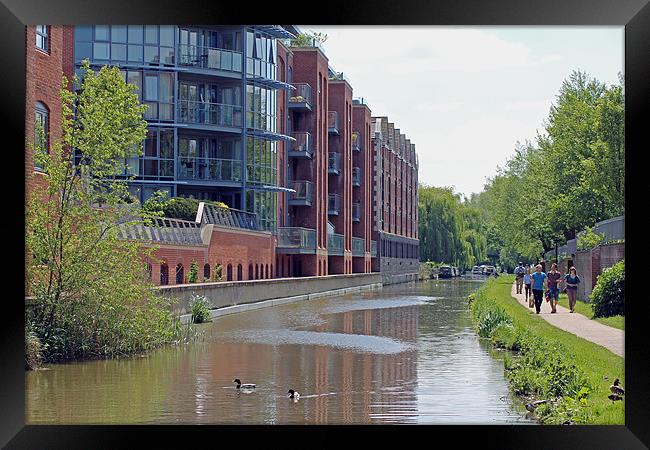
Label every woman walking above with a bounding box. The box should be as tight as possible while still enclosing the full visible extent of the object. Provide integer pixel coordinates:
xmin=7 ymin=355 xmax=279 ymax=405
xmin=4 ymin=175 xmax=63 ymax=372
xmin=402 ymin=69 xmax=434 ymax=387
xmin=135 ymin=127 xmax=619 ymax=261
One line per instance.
xmin=564 ymin=267 xmax=581 ymax=313
xmin=547 ymin=263 xmax=562 ymax=313
xmin=530 ymin=264 xmax=547 ymax=314
xmin=523 ymin=267 xmax=533 ymax=307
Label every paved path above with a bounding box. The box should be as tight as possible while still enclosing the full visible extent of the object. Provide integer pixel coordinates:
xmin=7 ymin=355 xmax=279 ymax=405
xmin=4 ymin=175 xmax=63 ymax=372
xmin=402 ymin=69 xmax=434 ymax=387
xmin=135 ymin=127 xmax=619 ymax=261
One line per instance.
xmin=510 ymin=283 xmax=624 ymax=357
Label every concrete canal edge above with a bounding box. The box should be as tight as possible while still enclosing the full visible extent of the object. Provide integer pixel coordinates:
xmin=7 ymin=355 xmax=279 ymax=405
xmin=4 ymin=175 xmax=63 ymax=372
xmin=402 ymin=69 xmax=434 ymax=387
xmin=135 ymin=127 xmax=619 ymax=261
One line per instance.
xmin=152 ymin=273 xmax=383 ymax=324
xmin=177 ymin=279 xmax=383 ymax=324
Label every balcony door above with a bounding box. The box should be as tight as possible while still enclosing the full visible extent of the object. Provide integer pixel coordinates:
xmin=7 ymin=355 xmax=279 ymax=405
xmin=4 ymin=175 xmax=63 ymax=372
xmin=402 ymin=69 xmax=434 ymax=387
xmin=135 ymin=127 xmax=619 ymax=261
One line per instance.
xmin=179 ymin=82 xmax=204 ymax=124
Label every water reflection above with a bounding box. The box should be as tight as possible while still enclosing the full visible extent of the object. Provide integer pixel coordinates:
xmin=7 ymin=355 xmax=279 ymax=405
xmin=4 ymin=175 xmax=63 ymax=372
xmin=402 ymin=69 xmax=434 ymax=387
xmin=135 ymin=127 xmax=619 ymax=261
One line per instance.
xmin=26 ymin=279 xmax=532 ymax=424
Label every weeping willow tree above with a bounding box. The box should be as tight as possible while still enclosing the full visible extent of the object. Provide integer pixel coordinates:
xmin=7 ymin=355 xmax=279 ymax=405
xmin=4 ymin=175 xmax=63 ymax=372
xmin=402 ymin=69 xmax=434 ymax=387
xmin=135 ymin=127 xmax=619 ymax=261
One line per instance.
xmin=418 ymin=185 xmax=487 ymax=268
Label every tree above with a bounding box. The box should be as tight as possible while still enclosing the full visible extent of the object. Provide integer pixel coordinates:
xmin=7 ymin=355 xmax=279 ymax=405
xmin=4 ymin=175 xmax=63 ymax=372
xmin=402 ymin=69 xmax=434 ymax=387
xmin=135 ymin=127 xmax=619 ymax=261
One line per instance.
xmin=26 ymin=60 xmax=181 ymax=362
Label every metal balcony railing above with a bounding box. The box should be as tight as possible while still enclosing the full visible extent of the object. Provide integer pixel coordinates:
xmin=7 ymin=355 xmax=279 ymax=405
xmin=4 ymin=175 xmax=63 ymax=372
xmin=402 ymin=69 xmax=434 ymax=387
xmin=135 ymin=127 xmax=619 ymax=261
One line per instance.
xmin=352 ymin=167 xmax=361 ymax=186
xmin=288 ymin=83 xmax=312 ymax=110
xmin=289 ymin=131 xmax=314 ymax=158
xmin=352 ymin=132 xmax=361 ymax=152
xmin=289 ymin=180 xmax=314 ymax=206
xmin=328 ymin=152 xmax=341 ymax=175
xmin=371 ymin=240 xmax=377 ymax=257
xmin=352 ymin=237 xmax=365 ymax=257
xmin=276 ymin=227 xmax=317 ymax=254
xmin=177 ymin=44 xmax=243 ymax=73
xmin=118 ymin=217 xmax=204 ymax=246
xmin=328 ymin=233 xmax=344 ymax=255
xmin=328 ymin=111 xmax=339 ymax=134
xmin=352 ymin=201 xmax=361 ymax=222
xmin=328 ymin=193 xmax=340 ymax=215
xmin=177 ymin=158 xmax=242 ymax=182
xmin=178 ymin=100 xmax=243 ymax=128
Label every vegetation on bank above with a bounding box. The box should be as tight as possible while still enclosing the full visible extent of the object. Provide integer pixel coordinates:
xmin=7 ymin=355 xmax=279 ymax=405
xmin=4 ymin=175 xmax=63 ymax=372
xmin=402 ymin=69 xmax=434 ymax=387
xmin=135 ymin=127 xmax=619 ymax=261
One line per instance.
xmin=25 ymin=61 xmax=194 ymax=368
xmin=468 ymin=276 xmax=624 ymax=424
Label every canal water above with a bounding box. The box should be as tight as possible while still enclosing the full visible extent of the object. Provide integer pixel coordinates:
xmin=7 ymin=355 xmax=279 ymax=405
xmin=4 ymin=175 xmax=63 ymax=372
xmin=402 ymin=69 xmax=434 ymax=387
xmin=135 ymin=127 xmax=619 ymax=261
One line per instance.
xmin=26 ymin=279 xmax=533 ymax=424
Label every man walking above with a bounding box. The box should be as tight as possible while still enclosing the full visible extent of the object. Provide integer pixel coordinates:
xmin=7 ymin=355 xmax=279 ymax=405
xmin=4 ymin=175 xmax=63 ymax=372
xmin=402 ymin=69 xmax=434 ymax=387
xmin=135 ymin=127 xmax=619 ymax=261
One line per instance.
xmin=531 ymin=264 xmax=547 ymax=314
xmin=514 ymin=262 xmax=525 ymax=294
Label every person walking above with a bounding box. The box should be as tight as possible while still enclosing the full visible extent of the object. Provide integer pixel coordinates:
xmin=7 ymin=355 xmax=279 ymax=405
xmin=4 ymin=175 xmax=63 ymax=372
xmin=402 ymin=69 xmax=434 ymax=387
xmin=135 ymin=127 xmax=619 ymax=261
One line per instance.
xmin=547 ymin=263 xmax=562 ymax=313
xmin=564 ymin=267 xmax=581 ymax=313
xmin=530 ymin=264 xmax=547 ymax=314
xmin=514 ymin=262 xmax=525 ymax=294
xmin=523 ymin=267 xmax=533 ymax=307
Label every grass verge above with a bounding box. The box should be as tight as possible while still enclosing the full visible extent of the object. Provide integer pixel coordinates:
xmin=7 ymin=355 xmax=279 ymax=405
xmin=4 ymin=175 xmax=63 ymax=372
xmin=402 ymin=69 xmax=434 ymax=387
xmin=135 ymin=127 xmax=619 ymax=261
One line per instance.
xmin=556 ymin=295 xmax=624 ymax=330
xmin=468 ymin=276 xmax=624 ymax=424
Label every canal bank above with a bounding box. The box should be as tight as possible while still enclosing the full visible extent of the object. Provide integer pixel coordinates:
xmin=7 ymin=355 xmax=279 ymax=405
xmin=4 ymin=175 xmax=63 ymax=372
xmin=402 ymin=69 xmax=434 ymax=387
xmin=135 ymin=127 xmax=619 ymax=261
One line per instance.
xmin=468 ymin=276 xmax=624 ymax=424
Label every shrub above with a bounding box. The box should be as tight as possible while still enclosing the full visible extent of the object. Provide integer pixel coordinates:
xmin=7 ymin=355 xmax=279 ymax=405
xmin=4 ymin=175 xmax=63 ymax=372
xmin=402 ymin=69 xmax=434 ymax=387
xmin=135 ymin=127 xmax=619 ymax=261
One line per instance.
xmin=576 ymin=226 xmax=605 ymax=251
xmin=469 ymin=290 xmax=512 ymax=338
xmin=491 ymin=323 xmax=523 ymax=351
xmin=213 ymin=264 xmax=223 ymax=282
xmin=190 ymin=294 xmax=212 ymax=324
xmin=25 ymin=328 xmax=44 ymax=370
xmin=188 ymin=261 xmax=199 ymax=284
xmin=591 ymin=260 xmax=624 ymax=318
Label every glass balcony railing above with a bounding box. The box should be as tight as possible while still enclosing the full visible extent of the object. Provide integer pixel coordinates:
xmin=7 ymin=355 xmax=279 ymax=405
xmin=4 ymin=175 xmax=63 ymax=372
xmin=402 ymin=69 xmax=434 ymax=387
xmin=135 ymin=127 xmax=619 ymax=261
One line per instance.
xmin=352 ymin=201 xmax=361 ymax=222
xmin=328 ymin=111 xmax=339 ymax=134
xmin=328 ymin=152 xmax=341 ymax=175
xmin=289 ymin=180 xmax=314 ymax=206
xmin=288 ymin=83 xmax=312 ymax=110
xmin=328 ymin=193 xmax=340 ymax=215
xmin=289 ymin=131 xmax=314 ymax=158
xmin=178 ymin=100 xmax=243 ymax=128
xmin=371 ymin=240 xmax=377 ymax=257
xmin=352 ymin=167 xmax=361 ymax=187
xmin=328 ymin=233 xmax=344 ymax=255
xmin=352 ymin=132 xmax=361 ymax=152
xmin=276 ymin=227 xmax=317 ymax=254
xmin=177 ymin=157 xmax=242 ymax=182
xmin=352 ymin=237 xmax=365 ymax=256
xmin=177 ymin=44 xmax=243 ymax=73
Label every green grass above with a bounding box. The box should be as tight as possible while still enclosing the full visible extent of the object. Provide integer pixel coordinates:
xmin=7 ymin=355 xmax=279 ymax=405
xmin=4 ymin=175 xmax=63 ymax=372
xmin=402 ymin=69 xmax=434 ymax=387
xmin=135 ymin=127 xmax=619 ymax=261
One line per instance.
xmin=476 ymin=276 xmax=624 ymax=425
xmin=556 ymin=294 xmax=625 ymax=330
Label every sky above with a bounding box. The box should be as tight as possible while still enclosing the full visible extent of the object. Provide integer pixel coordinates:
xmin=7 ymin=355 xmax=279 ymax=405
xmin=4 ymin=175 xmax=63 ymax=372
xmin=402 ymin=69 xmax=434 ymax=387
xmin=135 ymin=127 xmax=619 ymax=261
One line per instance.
xmin=301 ymin=26 xmax=624 ymax=198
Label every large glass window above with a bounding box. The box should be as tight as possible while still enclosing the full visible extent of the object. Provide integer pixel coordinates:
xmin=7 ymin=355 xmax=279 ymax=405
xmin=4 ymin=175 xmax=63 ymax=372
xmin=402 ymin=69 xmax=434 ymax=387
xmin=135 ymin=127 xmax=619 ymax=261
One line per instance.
xmin=35 ymin=25 xmax=49 ymax=52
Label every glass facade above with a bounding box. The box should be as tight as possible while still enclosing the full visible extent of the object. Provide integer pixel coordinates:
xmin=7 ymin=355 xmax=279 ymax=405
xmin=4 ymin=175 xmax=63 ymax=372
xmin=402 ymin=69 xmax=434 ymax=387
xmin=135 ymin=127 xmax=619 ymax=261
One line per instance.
xmin=73 ymin=25 xmax=289 ymax=230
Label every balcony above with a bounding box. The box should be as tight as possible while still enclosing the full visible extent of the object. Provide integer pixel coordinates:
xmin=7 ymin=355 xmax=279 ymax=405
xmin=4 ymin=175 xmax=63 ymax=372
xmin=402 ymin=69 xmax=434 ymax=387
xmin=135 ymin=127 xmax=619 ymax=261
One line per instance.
xmin=178 ymin=100 xmax=243 ymax=129
xmin=177 ymin=158 xmax=242 ymax=183
xmin=352 ymin=167 xmax=361 ymax=187
xmin=328 ymin=152 xmax=341 ymax=175
xmin=328 ymin=193 xmax=340 ymax=216
xmin=328 ymin=233 xmax=344 ymax=256
xmin=288 ymin=180 xmax=314 ymax=206
xmin=352 ymin=201 xmax=361 ymax=222
xmin=276 ymin=227 xmax=316 ymax=254
xmin=199 ymin=203 xmax=261 ymax=231
xmin=178 ymin=44 xmax=243 ymax=73
xmin=352 ymin=237 xmax=365 ymax=257
xmin=371 ymin=240 xmax=377 ymax=257
xmin=328 ymin=111 xmax=339 ymax=134
xmin=352 ymin=132 xmax=361 ymax=152
xmin=288 ymin=132 xmax=314 ymax=159
xmin=288 ymin=83 xmax=312 ymax=111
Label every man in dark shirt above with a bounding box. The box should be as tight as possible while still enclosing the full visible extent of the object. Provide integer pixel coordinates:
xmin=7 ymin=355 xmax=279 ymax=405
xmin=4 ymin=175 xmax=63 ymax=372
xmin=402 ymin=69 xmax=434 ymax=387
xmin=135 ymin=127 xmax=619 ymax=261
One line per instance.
xmin=547 ymin=263 xmax=562 ymax=313
xmin=514 ymin=262 xmax=525 ymax=294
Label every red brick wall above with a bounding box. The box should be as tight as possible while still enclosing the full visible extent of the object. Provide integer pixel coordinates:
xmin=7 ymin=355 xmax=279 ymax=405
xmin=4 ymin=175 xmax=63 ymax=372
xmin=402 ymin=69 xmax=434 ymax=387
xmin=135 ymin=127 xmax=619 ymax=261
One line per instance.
xmin=352 ymin=103 xmax=372 ymax=273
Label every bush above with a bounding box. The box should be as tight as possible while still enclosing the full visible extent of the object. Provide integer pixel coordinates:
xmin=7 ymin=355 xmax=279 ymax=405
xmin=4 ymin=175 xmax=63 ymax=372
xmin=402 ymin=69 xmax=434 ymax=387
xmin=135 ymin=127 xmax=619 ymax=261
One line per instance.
xmin=491 ymin=323 xmax=524 ymax=351
xmin=577 ymin=226 xmax=605 ymax=251
xmin=591 ymin=260 xmax=624 ymax=318
xmin=188 ymin=261 xmax=199 ymax=283
xmin=25 ymin=328 xmax=43 ymax=370
xmin=469 ymin=290 xmax=512 ymax=338
xmin=190 ymin=294 xmax=212 ymax=324
xmin=213 ymin=264 xmax=223 ymax=282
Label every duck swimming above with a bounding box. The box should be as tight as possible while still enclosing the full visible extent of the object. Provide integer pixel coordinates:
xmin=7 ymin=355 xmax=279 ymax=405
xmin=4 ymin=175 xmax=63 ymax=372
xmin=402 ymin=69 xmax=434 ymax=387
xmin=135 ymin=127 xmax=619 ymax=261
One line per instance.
xmin=610 ymin=379 xmax=624 ymax=396
xmin=234 ymin=379 xmax=256 ymax=390
xmin=288 ymin=389 xmax=300 ymax=401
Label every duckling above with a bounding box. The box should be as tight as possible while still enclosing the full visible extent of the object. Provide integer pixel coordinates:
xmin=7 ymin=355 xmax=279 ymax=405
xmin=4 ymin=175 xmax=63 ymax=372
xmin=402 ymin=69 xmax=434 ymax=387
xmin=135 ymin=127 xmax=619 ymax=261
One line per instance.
xmin=287 ymin=389 xmax=300 ymax=401
xmin=608 ymin=394 xmax=623 ymax=402
xmin=233 ymin=378 xmax=256 ymax=390
xmin=525 ymin=399 xmax=547 ymax=412
xmin=610 ymin=378 xmax=624 ymax=396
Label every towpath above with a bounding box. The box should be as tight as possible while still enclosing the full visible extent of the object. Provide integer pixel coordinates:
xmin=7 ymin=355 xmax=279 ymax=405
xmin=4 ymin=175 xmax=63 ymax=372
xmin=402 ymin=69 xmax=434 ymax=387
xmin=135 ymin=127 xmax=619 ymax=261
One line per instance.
xmin=510 ymin=283 xmax=624 ymax=357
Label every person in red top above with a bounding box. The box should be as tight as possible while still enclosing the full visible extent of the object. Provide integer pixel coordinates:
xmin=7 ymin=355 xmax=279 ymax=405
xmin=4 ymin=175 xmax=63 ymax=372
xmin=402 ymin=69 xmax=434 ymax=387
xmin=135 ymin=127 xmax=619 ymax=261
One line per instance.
xmin=546 ymin=263 xmax=562 ymax=313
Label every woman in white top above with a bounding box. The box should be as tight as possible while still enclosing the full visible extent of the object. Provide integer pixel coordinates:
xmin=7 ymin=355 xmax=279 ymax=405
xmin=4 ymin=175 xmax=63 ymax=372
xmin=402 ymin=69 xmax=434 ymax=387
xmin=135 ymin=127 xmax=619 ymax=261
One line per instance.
xmin=523 ymin=267 xmax=533 ymax=308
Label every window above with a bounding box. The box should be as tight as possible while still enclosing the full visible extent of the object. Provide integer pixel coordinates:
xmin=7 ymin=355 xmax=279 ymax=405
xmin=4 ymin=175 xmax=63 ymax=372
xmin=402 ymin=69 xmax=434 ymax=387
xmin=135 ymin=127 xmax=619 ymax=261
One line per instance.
xmin=34 ymin=102 xmax=49 ymax=171
xmin=35 ymin=25 xmax=49 ymax=52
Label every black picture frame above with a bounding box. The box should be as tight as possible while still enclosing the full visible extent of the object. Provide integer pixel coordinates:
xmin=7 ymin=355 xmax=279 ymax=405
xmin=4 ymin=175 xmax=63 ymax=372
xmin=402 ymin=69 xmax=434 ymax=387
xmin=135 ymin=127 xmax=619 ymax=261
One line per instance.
xmin=2 ymin=0 xmax=648 ymax=448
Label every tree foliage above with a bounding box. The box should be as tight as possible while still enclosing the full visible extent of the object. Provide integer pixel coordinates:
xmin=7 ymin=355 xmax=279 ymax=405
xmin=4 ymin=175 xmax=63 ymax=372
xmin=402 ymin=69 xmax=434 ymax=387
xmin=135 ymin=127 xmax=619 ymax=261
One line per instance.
xmin=26 ymin=61 xmax=183 ymax=362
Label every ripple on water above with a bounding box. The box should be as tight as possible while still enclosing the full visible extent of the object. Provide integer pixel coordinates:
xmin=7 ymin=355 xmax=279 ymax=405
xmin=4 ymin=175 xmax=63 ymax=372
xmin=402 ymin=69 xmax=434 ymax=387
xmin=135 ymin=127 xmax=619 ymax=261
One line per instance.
xmin=216 ymin=329 xmax=415 ymax=354
xmin=322 ymin=296 xmax=440 ymax=315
